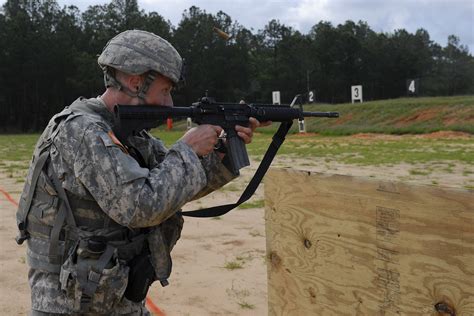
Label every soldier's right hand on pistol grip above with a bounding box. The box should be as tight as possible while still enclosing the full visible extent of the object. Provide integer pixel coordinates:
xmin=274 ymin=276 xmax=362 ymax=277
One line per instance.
xmin=180 ymin=124 xmax=223 ymax=157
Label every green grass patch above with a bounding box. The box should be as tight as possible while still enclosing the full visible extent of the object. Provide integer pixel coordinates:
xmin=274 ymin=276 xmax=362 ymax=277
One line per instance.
xmin=223 ymin=260 xmax=244 ymax=270
xmin=220 ymin=183 xmax=241 ymax=192
xmin=0 ymin=132 xmax=472 ymax=177
xmin=463 ymin=170 xmax=473 ymax=176
xmin=246 ymin=134 xmax=474 ymax=166
xmin=409 ymin=169 xmax=432 ymax=176
xmin=149 ymin=130 xmax=183 ymax=146
xmin=1 ymin=97 xmax=473 ymax=183
xmin=300 ymin=95 xmax=474 ymax=135
xmin=238 ymin=301 xmax=255 ymax=309
xmin=238 ymin=199 xmax=265 ymax=209
xmin=0 ymin=131 xmax=472 ymax=171
xmin=0 ymin=134 xmax=39 ymax=162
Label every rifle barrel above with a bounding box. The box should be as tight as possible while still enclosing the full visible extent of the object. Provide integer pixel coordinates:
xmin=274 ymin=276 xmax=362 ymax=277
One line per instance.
xmin=302 ymin=111 xmax=339 ymax=118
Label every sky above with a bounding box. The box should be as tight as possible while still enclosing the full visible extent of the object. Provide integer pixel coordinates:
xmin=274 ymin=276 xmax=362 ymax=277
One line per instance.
xmin=2 ymin=0 xmax=473 ymax=53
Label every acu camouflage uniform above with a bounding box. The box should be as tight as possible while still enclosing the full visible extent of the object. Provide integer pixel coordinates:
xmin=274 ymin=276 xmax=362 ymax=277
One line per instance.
xmin=17 ymin=33 xmax=236 ymax=313
xmin=19 ymin=96 xmax=236 ymax=314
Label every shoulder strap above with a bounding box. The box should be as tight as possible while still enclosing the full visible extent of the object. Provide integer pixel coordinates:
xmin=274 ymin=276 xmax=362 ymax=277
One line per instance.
xmin=16 ymin=107 xmax=74 ymax=245
xmin=16 ymin=151 xmax=51 ymax=244
xmin=17 ymin=108 xmax=79 ymax=264
xmin=48 ymin=165 xmax=77 ymax=263
xmin=180 ymin=121 xmax=293 ymax=218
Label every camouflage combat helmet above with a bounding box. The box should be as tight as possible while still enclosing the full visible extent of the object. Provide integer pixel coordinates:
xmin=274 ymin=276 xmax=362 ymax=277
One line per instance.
xmin=98 ymin=30 xmax=184 ymax=98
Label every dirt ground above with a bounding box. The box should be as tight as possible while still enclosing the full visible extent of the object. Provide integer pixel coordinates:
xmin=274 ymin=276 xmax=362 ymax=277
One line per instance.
xmin=0 ymin=149 xmax=472 ymax=315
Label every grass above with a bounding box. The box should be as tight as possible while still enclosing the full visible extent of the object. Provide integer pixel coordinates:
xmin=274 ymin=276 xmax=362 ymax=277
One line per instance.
xmin=0 ymin=132 xmax=472 ymax=180
xmin=0 ymin=134 xmax=38 ymax=178
xmin=144 ymin=96 xmax=474 ymax=168
xmin=1 ymin=133 xmax=472 ymax=171
xmin=0 ymin=134 xmax=38 ymax=162
xmin=225 ymin=286 xmax=255 ymax=310
xmin=159 ymin=95 xmax=474 ymax=135
xmin=238 ymin=301 xmax=255 ymax=309
xmin=223 ymin=260 xmax=244 ymax=270
xmin=220 ymin=183 xmax=241 ymax=192
xmin=0 ymin=96 xmax=472 ymax=188
xmin=300 ymin=95 xmax=474 ymax=135
xmin=247 ymin=134 xmax=474 ymax=166
xmin=409 ymin=169 xmax=432 ymax=176
xmin=238 ymin=199 xmax=265 ymax=209
xmin=463 ymin=170 xmax=473 ymax=176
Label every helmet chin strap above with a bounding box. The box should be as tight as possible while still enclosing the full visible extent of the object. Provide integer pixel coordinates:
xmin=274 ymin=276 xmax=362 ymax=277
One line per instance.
xmin=104 ymin=68 xmax=157 ymax=102
xmin=137 ymin=71 xmax=157 ymax=101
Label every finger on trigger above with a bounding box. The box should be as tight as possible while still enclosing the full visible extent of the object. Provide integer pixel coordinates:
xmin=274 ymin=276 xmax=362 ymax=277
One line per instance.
xmin=238 ymin=131 xmax=249 ymax=143
xmin=249 ymin=117 xmax=260 ymax=128
xmin=214 ymin=125 xmax=223 ymax=135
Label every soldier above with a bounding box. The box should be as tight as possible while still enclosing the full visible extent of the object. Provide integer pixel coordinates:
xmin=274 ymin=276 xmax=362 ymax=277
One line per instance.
xmin=16 ymin=30 xmax=265 ymax=315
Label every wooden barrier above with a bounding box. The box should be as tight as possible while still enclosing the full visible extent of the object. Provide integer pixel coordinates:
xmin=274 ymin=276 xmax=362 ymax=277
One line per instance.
xmin=264 ymin=169 xmax=473 ymax=315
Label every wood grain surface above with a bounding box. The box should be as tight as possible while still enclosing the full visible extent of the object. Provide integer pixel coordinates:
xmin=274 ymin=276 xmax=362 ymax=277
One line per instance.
xmin=264 ymin=169 xmax=473 ymax=315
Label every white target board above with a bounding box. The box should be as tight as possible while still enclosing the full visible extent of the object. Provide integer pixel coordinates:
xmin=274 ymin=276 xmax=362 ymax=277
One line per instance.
xmin=308 ymin=90 xmax=315 ymax=103
xmin=298 ymin=119 xmax=306 ymax=133
xmin=351 ymin=85 xmax=363 ymax=103
xmin=272 ymin=91 xmax=281 ymax=105
xmin=186 ymin=117 xmax=193 ymax=130
xmin=407 ymin=79 xmax=419 ymax=96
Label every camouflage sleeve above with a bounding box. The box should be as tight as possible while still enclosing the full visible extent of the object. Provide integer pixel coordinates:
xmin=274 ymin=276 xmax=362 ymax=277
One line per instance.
xmin=127 ymin=131 xmax=167 ymax=168
xmin=139 ymin=132 xmax=237 ymax=198
xmin=73 ymin=125 xmax=207 ymax=228
xmin=192 ymin=152 xmax=238 ymax=200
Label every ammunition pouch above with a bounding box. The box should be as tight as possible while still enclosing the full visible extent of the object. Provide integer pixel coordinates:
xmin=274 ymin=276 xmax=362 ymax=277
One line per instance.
xmin=124 ymin=249 xmax=155 ymax=303
xmin=124 ymin=213 xmax=184 ymax=302
xmin=59 ymin=237 xmax=129 ymax=314
xmin=148 ymin=213 xmax=183 ymax=285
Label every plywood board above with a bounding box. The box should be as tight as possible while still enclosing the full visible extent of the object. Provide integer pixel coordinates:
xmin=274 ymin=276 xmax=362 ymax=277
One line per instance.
xmin=264 ymin=169 xmax=473 ymax=315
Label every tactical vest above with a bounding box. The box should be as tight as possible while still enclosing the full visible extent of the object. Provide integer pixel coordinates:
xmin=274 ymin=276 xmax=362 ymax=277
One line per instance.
xmin=16 ymin=105 xmax=145 ymax=274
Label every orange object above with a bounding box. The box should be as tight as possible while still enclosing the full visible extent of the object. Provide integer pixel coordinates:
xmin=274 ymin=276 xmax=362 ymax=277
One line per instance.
xmin=213 ymin=27 xmax=231 ymax=40
xmin=166 ymin=118 xmax=173 ymax=130
xmin=108 ymin=130 xmax=129 ymax=154
xmin=146 ymin=296 xmax=166 ymax=316
xmin=0 ymin=187 xmax=19 ymax=207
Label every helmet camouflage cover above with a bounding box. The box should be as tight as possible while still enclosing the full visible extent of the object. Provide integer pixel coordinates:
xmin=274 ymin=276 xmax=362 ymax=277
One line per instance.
xmin=98 ymin=30 xmax=183 ymax=84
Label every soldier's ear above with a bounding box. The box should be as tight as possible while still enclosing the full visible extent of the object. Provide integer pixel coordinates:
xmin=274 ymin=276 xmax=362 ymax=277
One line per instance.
xmin=127 ymin=75 xmax=144 ymax=92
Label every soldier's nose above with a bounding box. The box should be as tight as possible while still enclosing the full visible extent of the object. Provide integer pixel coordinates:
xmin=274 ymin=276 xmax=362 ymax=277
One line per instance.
xmin=163 ymin=95 xmax=173 ymax=107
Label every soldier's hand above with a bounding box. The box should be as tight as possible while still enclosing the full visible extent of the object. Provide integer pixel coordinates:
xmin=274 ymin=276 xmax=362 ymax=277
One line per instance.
xmin=181 ymin=124 xmax=223 ymax=156
xmin=235 ymin=117 xmax=272 ymax=144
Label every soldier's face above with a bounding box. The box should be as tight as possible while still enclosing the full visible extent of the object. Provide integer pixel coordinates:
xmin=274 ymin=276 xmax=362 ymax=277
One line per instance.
xmin=144 ymin=75 xmax=174 ymax=106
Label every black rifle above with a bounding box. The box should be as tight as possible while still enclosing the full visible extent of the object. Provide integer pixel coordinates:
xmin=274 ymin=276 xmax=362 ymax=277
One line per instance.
xmin=113 ymin=95 xmax=339 ymax=174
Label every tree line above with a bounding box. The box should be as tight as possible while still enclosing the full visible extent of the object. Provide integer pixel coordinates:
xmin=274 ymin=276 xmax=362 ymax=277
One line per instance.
xmin=1 ymin=0 xmax=473 ymax=132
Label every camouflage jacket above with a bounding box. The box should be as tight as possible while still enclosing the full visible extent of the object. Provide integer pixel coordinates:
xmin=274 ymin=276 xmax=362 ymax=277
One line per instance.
xmin=23 ymin=96 xmax=236 ymax=314
xmin=25 ymin=96 xmax=236 ymax=228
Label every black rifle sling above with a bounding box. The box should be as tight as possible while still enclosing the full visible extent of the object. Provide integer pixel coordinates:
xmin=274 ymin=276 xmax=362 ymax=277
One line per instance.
xmin=181 ymin=121 xmax=293 ymax=218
